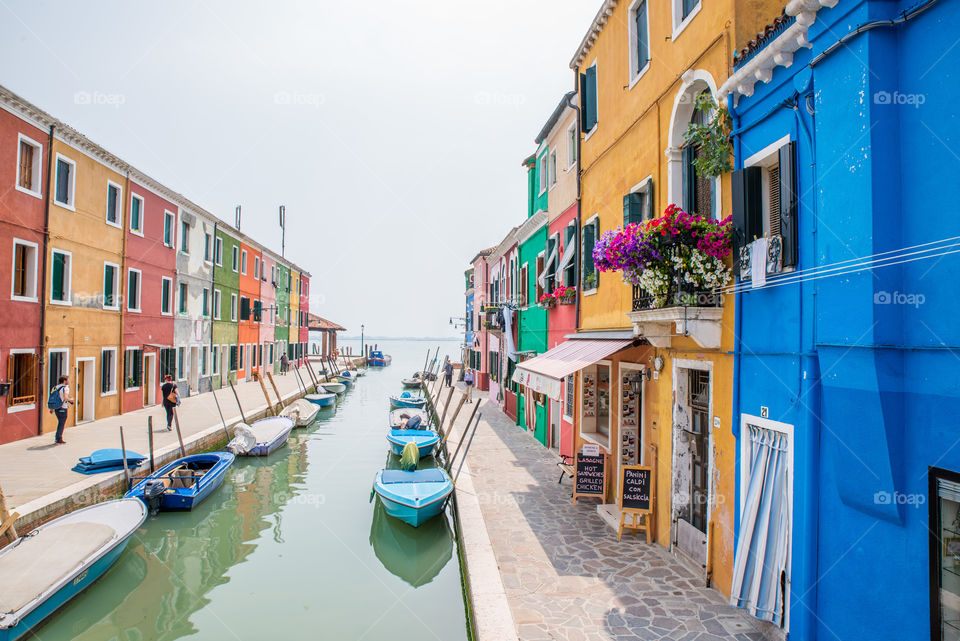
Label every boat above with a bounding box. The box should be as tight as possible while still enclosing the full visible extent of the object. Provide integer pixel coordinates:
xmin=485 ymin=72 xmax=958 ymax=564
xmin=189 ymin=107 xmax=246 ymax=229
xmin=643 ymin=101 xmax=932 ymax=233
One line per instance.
xmin=0 ymin=498 xmax=147 ymax=641
xmin=386 ymin=429 xmax=440 ymax=458
xmin=72 ymin=449 xmax=147 ymax=474
xmin=340 ymin=369 xmax=359 ymax=379
xmin=372 ymin=468 xmax=453 ymax=527
xmin=226 ymin=417 xmax=294 ymax=456
xmin=389 ymin=392 xmax=426 ymax=409
xmin=124 ymin=452 xmax=235 ymax=512
xmin=389 ymin=408 xmax=429 ymax=429
xmin=369 ymin=500 xmax=453 ymax=587
xmin=368 ymin=350 xmax=392 ymax=367
xmin=280 ymin=399 xmax=321 ymax=427
xmin=320 ymin=381 xmax=346 ymax=394
xmin=336 ymin=375 xmax=354 ymax=387
xmin=400 ymin=376 xmax=422 ymax=388
xmin=304 ymin=392 xmax=336 ymax=407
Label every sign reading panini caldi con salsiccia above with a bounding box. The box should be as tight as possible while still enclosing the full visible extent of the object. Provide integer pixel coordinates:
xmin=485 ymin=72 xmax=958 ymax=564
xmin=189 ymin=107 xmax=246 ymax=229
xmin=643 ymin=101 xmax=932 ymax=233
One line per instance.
xmin=573 ymin=453 xmax=607 ymax=504
xmin=619 ymin=465 xmax=652 ymax=513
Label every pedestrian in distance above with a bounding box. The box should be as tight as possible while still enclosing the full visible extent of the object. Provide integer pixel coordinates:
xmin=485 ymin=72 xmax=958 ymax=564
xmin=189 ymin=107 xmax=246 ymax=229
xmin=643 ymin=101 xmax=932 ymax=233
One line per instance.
xmin=280 ymin=353 xmax=289 ymax=375
xmin=464 ymin=368 xmax=474 ymax=403
xmin=443 ymin=359 xmax=453 ymax=388
xmin=161 ymin=374 xmax=180 ymax=431
xmin=47 ymin=375 xmax=74 ymax=444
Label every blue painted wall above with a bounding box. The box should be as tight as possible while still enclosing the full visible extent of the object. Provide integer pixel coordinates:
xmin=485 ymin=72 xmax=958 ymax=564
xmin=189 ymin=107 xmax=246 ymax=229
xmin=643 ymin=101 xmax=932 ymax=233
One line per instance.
xmin=730 ymin=0 xmax=960 ymax=638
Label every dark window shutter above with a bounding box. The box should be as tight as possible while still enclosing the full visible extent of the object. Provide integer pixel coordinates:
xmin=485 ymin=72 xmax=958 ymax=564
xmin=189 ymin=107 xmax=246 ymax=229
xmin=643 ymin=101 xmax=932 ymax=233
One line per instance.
xmin=581 ymin=67 xmax=597 ymax=131
xmin=636 ymin=2 xmax=649 ymax=73
xmin=579 ymin=73 xmax=589 ymax=130
xmin=682 ymin=145 xmax=696 ymax=211
xmin=642 ymin=180 xmax=655 ymax=221
xmin=779 ymin=141 xmax=799 ymax=267
xmin=623 ymin=192 xmax=644 ymax=226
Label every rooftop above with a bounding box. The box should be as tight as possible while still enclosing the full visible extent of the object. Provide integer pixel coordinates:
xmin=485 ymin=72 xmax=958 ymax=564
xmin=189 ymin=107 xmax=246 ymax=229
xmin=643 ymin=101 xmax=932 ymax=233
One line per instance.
xmin=307 ymin=314 xmax=347 ymax=332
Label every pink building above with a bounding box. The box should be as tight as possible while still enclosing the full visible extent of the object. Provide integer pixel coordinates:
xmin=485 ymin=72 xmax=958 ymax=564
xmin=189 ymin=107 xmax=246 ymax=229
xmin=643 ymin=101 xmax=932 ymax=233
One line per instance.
xmin=260 ymin=251 xmax=278 ymax=372
xmin=485 ymin=229 xmax=517 ymax=408
xmin=467 ymin=248 xmax=493 ymax=391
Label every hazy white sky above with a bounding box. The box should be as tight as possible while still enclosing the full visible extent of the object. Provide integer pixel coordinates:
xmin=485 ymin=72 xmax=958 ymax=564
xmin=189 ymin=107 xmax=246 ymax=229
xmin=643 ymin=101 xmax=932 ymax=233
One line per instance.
xmin=0 ymin=0 xmax=599 ymax=338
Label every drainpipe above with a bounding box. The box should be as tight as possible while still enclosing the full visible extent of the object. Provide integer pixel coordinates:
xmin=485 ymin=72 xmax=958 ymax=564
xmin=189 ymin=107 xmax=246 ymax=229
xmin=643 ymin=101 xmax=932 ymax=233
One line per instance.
xmin=118 ymin=170 xmax=130 ymax=415
xmin=36 ymin=124 xmax=54 ymax=436
xmin=568 ymin=78 xmax=583 ymax=333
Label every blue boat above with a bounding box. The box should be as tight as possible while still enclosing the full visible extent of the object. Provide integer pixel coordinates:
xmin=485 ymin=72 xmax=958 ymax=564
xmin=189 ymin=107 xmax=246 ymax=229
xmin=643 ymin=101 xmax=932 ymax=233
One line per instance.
xmin=386 ymin=429 xmax=440 ymax=458
xmin=0 ymin=498 xmax=146 ymax=641
xmin=368 ymin=350 xmax=391 ymax=367
xmin=304 ymin=392 xmax=336 ymax=407
xmin=125 ymin=452 xmax=235 ymax=511
xmin=389 ymin=392 xmax=426 ymax=409
xmin=372 ymin=468 xmax=453 ymax=527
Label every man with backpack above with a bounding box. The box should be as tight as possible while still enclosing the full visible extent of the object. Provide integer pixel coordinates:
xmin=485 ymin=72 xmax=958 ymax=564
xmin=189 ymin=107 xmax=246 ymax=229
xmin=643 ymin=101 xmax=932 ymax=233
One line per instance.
xmin=47 ymin=375 xmax=74 ymax=444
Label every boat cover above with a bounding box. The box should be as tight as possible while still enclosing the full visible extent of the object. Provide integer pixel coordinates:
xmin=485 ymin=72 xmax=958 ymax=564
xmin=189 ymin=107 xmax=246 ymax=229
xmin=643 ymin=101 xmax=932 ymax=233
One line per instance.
xmin=0 ymin=522 xmax=115 ymax=614
xmin=388 ymin=429 xmax=437 ymax=444
xmin=227 ymin=425 xmax=256 ymax=455
xmin=400 ymin=392 xmax=412 ymax=398
xmin=399 ymin=442 xmax=420 ymax=471
xmin=380 ymin=469 xmax=448 ymax=484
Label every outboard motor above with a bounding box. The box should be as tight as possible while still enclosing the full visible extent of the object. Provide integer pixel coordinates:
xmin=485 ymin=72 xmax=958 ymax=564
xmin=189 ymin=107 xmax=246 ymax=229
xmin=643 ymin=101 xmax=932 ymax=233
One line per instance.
xmin=143 ymin=479 xmax=166 ymax=516
xmin=405 ymin=415 xmax=423 ymax=430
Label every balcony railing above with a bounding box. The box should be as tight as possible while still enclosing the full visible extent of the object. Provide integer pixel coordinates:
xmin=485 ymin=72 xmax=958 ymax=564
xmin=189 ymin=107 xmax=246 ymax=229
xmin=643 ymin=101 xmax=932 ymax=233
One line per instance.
xmin=630 ymin=247 xmax=724 ymax=311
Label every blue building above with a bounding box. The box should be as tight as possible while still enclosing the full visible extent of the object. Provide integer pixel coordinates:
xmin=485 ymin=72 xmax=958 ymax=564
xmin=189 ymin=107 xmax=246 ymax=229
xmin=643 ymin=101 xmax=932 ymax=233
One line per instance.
xmin=722 ymin=0 xmax=960 ymax=638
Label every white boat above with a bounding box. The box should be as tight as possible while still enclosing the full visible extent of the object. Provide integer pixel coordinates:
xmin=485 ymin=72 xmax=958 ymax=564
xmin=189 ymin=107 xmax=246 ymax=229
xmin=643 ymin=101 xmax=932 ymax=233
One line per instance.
xmin=0 ymin=499 xmax=147 ymax=641
xmin=389 ymin=408 xmax=429 ymax=429
xmin=280 ymin=399 xmax=321 ymax=427
xmin=320 ymin=382 xmax=346 ymax=394
xmin=226 ymin=417 xmax=295 ymax=456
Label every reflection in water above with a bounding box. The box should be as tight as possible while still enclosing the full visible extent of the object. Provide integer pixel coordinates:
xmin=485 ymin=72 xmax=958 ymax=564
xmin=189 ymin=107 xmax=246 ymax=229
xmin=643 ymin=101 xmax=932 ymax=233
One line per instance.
xmin=28 ymin=340 xmax=469 ymax=641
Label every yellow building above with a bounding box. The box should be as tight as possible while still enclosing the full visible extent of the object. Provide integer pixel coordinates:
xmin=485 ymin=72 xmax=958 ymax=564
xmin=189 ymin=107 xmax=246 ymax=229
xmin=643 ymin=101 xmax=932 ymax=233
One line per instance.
xmin=569 ymin=0 xmax=780 ymax=597
xmin=42 ymin=131 xmax=128 ymax=434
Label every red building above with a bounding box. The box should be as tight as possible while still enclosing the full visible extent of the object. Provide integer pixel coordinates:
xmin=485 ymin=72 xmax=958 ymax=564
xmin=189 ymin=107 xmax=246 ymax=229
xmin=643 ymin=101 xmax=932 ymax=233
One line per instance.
xmin=238 ymin=241 xmax=262 ymax=380
xmin=546 ymin=201 xmax=579 ymax=458
xmin=0 ymin=99 xmax=51 ymax=443
xmin=121 ymin=179 xmax=178 ymax=412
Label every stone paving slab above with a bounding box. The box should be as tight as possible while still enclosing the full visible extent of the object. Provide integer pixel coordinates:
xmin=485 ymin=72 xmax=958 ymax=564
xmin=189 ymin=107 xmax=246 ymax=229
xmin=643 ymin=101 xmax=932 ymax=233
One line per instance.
xmin=437 ymin=388 xmax=767 ymax=641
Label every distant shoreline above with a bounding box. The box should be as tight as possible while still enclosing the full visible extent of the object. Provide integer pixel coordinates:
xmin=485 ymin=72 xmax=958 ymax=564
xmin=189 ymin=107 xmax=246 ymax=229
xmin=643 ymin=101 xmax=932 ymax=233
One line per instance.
xmin=335 ymin=336 xmax=463 ymax=341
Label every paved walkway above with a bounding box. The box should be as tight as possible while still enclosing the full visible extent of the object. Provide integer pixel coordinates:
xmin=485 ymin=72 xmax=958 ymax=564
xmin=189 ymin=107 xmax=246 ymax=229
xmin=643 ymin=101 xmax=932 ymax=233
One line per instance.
xmin=437 ymin=387 xmax=766 ymax=641
xmin=0 ymin=361 xmax=346 ymax=525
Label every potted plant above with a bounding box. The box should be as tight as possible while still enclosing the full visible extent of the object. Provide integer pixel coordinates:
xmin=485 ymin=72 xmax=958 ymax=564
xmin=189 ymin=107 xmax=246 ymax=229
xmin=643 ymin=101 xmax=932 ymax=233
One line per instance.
xmin=550 ymin=285 xmax=577 ymax=305
xmin=583 ymin=272 xmax=598 ymax=290
xmin=538 ymin=292 xmax=556 ymax=308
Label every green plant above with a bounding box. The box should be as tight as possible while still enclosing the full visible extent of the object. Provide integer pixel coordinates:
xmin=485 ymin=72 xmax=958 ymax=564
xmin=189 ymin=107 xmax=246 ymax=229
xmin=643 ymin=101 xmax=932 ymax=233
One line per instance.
xmin=584 ymin=272 xmax=598 ymax=290
xmin=683 ymin=93 xmax=733 ymax=178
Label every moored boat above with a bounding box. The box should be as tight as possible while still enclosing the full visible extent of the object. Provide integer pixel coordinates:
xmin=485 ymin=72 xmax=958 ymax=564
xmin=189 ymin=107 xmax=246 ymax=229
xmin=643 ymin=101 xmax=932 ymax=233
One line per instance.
xmin=368 ymin=350 xmax=391 ymax=366
xmin=0 ymin=498 xmax=147 ymax=641
xmin=305 ymin=393 xmax=336 ymax=407
xmin=280 ymin=399 xmax=322 ymax=426
xmin=124 ymin=452 xmax=235 ymax=512
xmin=386 ymin=429 xmax=440 ymax=458
xmin=226 ymin=417 xmax=294 ymax=457
xmin=389 ymin=392 xmax=426 ymax=409
xmin=389 ymin=408 xmax=429 ymax=429
xmin=372 ymin=468 xmax=453 ymax=527
xmin=320 ymin=381 xmax=346 ymax=394
xmin=400 ymin=376 xmax=422 ymax=388
xmin=336 ymin=375 xmax=355 ymax=386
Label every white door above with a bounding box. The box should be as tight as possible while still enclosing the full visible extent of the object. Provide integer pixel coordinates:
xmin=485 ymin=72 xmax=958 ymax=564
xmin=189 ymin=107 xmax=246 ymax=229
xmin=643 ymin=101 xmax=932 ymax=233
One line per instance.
xmin=190 ymin=345 xmax=200 ymax=392
xmin=76 ymin=358 xmax=95 ymax=423
xmin=144 ymin=353 xmax=157 ymax=406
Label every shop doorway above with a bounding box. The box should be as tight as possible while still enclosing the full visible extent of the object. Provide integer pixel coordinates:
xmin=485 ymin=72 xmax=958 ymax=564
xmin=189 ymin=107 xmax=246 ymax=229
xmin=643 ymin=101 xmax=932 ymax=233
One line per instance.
xmin=144 ymin=353 xmax=156 ymax=406
xmin=672 ymin=361 xmax=712 ymax=567
xmin=75 ymin=357 xmax=95 ymax=424
xmin=549 ymin=399 xmax=561 ymax=452
xmin=617 ymin=363 xmax=644 ymax=497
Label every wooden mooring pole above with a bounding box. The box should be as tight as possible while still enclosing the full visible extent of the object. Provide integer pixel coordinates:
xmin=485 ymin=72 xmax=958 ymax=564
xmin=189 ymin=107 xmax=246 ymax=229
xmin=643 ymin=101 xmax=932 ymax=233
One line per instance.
xmin=119 ymin=425 xmax=131 ymax=488
xmin=148 ymin=417 xmax=155 ymax=472
xmin=228 ymin=377 xmax=248 ymax=424
xmin=172 ymin=410 xmax=187 ymax=457
xmin=0 ymin=482 xmax=20 ymax=544
xmin=266 ymin=372 xmax=283 ymax=411
xmin=255 ymin=372 xmax=276 ymax=415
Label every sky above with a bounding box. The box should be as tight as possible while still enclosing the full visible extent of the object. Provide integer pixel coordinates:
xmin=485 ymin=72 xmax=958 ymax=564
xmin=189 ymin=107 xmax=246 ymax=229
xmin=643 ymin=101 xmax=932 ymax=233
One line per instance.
xmin=0 ymin=0 xmax=600 ymax=339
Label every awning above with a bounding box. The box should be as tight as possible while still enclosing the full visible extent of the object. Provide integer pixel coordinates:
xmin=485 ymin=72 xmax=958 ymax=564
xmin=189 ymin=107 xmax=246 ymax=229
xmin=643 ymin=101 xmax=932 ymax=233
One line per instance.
xmin=511 ymin=338 xmax=634 ymax=400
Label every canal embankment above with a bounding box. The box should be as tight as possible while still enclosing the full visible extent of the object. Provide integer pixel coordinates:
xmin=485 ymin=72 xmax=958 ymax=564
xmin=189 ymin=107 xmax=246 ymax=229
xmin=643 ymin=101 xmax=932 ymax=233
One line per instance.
xmin=0 ymin=360 xmax=363 ymax=537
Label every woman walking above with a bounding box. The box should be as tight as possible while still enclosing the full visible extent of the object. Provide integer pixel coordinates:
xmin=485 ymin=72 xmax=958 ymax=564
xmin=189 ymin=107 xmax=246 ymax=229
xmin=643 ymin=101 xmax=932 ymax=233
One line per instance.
xmin=161 ymin=374 xmax=179 ymax=431
xmin=464 ymin=368 xmax=474 ymax=404
xmin=47 ymin=375 xmax=74 ymax=444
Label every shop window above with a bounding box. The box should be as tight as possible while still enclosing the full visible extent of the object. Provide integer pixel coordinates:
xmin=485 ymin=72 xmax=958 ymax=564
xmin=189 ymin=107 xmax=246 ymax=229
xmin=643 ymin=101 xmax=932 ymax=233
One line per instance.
xmin=7 ymin=351 xmax=37 ymax=408
xmin=933 ymin=469 xmax=960 ymax=641
xmin=596 ymin=364 xmax=610 ymax=436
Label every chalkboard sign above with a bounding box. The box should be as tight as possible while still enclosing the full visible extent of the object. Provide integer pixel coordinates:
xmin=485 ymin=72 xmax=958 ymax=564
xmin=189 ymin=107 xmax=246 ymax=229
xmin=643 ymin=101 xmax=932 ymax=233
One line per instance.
xmin=573 ymin=453 xmax=607 ymax=504
xmin=619 ymin=465 xmax=652 ymax=513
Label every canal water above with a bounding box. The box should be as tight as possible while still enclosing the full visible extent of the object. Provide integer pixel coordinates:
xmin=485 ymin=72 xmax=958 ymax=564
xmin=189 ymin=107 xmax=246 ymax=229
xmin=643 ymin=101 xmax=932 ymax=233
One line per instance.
xmin=33 ymin=339 xmax=469 ymax=641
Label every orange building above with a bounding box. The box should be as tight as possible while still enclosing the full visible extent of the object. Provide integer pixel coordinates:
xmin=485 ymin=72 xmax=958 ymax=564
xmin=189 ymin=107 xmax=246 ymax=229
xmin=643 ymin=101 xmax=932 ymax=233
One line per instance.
xmin=238 ymin=241 xmax=262 ymax=381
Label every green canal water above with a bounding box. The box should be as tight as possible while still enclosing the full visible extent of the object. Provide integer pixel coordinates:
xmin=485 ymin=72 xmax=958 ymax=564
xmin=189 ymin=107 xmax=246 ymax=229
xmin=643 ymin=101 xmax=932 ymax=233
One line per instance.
xmin=33 ymin=339 xmax=469 ymax=641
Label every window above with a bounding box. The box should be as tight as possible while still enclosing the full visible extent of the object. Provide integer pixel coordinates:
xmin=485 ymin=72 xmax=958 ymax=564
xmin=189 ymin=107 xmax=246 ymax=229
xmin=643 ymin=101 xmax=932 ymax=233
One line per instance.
xmin=543 ymin=233 xmax=559 ymax=293
xmin=269 ymin=343 xmax=274 ymax=364
xmin=240 ymin=296 xmax=250 ymax=321
xmin=103 ymin=262 xmax=119 ymax=309
xmin=252 ymin=344 xmax=257 ymax=368
xmin=230 ymin=293 xmax=238 ymax=321
xmin=202 ymin=288 xmax=210 ymax=317
xmin=582 ymin=217 xmax=599 ymax=291
xmin=623 ymin=178 xmax=655 ymax=226
xmin=161 ymin=277 xmax=173 ymax=315
xmin=106 ymin=182 xmax=122 ymax=227
xmin=180 ymin=220 xmax=190 ymax=254
xmin=548 ymin=149 xmax=558 ymax=187
xmin=214 ymin=237 xmax=223 ymax=266
xmin=54 ymin=154 xmax=76 ymax=209
xmin=535 ymin=253 xmax=545 ymax=303
xmin=163 ymin=211 xmax=175 ymax=247
xmin=518 ymin=263 xmax=528 ymax=305
xmin=176 ymin=346 xmax=185 ymax=380
xmin=538 ymin=152 xmax=548 ymax=195
xmin=130 ymin=194 xmax=144 ymax=234
xmin=11 ymin=239 xmax=38 ymax=301
xmin=201 ymin=346 xmax=208 ymax=376
xmin=254 ymin=256 xmax=260 ymax=280
xmin=239 ymin=344 xmax=245 ymax=371
xmin=564 ymin=374 xmax=575 ymax=420
xmin=204 ymin=233 xmax=212 ymax=262
xmin=683 ymin=93 xmax=717 ymax=220
xmin=127 ymin=269 xmax=141 ymax=312
xmin=212 ymin=345 xmax=220 ymax=374
xmin=101 ymin=348 xmax=117 ymax=395
xmin=230 ymin=345 xmax=238 ymax=371
xmin=629 ymin=0 xmax=650 ymax=81
xmin=253 ymin=299 xmax=262 ymax=322
xmin=159 ymin=348 xmax=176 ymax=380
xmin=48 ymin=349 xmax=68 ymax=391
xmin=213 ymin=289 xmax=221 ymax=320
xmin=673 ymin=0 xmax=701 ymax=32
xmin=271 ymin=265 xmax=276 ymax=285
xmin=50 ymin=249 xmax=72 ymax=304
xmin=178 ymin=282 xmax=188 ymax=315
xmin=560 ymin=223 xmax=578 ymax=287
xmin=7 ymin=351 xmax=37 ymax=408
xmin=579 ymin=63 xmax=598 ymax=133
xmin=232 ymin=246 xmax=239 ymax=272
xmin=17 ymin=135 xmax=42 ymax=196
xmin=124 ymin=348 xmax=143 ymax=389
xmin=596 ymin=364 xmax=610 ymax=436
xmin=241 ymin=249 xmax=248 ymax=274
xmin=566 ymin=124 xmax=577 ymax=169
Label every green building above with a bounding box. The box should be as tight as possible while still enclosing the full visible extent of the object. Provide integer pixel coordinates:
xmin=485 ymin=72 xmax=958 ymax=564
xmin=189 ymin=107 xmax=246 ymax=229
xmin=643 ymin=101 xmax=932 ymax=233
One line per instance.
xmin=273 ymin=262 xmax=290 ymax=375
xmin=211 ymin=228 xmax=240 ymax=387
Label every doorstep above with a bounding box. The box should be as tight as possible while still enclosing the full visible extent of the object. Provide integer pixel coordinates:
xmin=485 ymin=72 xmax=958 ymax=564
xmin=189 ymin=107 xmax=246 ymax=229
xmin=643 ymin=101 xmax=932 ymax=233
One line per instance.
xmin=597 ymin=503 xmax=624 ymax=534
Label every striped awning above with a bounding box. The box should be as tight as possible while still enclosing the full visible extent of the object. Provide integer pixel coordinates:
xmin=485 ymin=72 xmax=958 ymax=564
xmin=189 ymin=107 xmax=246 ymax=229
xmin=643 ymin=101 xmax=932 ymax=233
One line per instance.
xmin=511 ymin=338 xmax=633 ymax=400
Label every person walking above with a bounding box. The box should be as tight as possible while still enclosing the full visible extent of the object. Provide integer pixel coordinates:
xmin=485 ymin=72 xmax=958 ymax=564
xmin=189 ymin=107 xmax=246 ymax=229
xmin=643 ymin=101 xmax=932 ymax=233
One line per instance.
xmin=443 ymin=359 xmax=453 ymax=388
xmin=464 ymin=368 xmax=474 ymax=403
xmin=280 ymin=353 xmax=289 ymax=376
xmin=47 ymin=375 xmax=73 ymax=444
xmin=161 ymin=374 xmax=179 ymax=431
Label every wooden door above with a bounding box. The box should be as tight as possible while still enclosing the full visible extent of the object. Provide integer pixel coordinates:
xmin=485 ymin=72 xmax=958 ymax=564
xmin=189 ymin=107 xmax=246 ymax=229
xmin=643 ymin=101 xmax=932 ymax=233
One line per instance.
xmin=76 ymin=361 xmax=85 ymax=423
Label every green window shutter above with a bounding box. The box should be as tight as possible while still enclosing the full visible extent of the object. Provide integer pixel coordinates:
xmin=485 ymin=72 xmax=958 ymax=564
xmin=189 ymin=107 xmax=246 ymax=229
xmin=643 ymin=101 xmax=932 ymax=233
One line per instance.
xmin=623 ymin=192 xmax=644 ymax=226
xmin=682 ymin=145 xmax=696 ymax=212
xmin=642 ymin=180 xmax=655 ymax=221
xmin=779 ymin=141 xmax=799 ymax=267
xmin=52 ymin=253 xmax=65 ymax=301
xmin=103 ymin=265 xmax=114 ymax=307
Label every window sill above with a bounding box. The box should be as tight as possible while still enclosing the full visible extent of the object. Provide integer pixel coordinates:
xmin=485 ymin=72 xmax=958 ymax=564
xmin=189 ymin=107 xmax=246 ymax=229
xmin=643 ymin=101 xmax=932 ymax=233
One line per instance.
xmin=628 ymin=63 xmax=651 ymax=90
xmin=103 ymin=305 xmax=120 ymax=312
xmin=130 ymin=229 xmax=144 ymax=237
xmin=671 ymin=3 xmax=701 ymax=41
xmin=580 ymin=431 xmax=610 ymax=452
xmin=8 ymin=404 xmax=36 ymax=414
xmin=50 ymin=299 xmax=72 ymax=307
xmin=582 ymin=288 xmax=598 ymax=297
xmin=54 ymin=201 xmax=75 ymax=212
xmin=106 ymin=220 xmax=122 ymax=230
xmin=124 ymin=386 xmax=141 ymax=392
xmin=583 ymin=127 xmax=598 ymax=142
xmin=101 ymin=390 xmax=117 ymax=398
xmin=11 ymin=295 xmax=38 ymax=303
xmin=15 ymin=185 xmax=42 ymax=199
xmin=128 ymin=308 xmax=141 ymax=314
